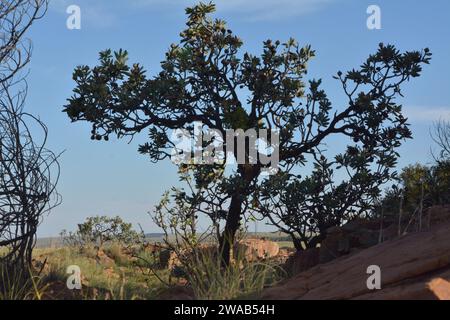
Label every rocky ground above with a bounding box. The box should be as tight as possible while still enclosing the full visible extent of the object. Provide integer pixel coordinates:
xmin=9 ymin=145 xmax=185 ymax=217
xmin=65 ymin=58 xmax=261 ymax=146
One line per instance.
xmin=30 ymin=205 xmax=450 ymax=300
xmin=262 ymin=205 xmax=450 ymax=300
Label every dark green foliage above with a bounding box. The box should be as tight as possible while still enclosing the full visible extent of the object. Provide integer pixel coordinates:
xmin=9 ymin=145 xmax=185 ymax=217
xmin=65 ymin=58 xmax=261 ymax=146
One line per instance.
xmin=376 ymin=160 xmax=450 ymax=223
xmin=61 ymin=216 xmax=143 ymax=249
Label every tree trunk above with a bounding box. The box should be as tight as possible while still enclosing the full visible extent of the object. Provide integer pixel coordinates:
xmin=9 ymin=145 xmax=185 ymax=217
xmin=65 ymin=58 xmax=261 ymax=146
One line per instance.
xmin=219 ymin=164 xmax=260 ymax=266
xmin=292 ymin=236 xmax=304 ymax=251
xmin=219 ymin=192 xmax=243 ymax=266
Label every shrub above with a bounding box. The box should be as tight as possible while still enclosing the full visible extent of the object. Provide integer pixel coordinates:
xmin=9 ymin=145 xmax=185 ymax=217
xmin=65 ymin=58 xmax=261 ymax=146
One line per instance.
xmin=61 ymin=216 xmax=144 ymax=252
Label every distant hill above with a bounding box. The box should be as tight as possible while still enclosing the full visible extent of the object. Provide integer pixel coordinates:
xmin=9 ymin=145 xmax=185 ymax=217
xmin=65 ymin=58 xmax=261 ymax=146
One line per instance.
xmin=35 ymin=232 xmax=290 ymax=248
xmin=35 ymin=237 xmax=64 ymax=248
xmin=36 ymin=233 xmax=165 ymax=248
xmin=144 ymin=233 xmax=165 ymax=239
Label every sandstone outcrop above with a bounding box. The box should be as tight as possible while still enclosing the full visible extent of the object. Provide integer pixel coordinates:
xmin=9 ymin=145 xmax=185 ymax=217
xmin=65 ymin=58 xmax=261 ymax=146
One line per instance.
xmin=234 ymin=238 xmax=280 ymax=262
xmin=262 ymin=215 xmax=450 ymax=300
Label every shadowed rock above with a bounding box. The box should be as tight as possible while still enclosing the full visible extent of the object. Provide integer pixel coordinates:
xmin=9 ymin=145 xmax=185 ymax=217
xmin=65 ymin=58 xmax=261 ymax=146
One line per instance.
xmin=262 ymin=207 xmax=450 ymax=300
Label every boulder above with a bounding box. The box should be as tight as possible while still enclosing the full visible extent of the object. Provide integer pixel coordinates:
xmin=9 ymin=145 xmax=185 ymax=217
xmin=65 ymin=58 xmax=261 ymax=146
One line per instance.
xmin=261 ymin=219 xmax=450 ymax=300
xmin=234 ymin=238 xmax=279 ymax=262
xmin=285 ymin=248 xmax=320 ymax=276
xmin=319 ymin=226 xmax=349 ymax=264
xmin=274 ymin=248 xmax=293 ymax=265
xmin=320 ymin=218 xmax=393 ymax=264
xmin=159 ymin=244 xmax=218 ymax=270
xmin=348 ymin=228 xmax=379 ymax=249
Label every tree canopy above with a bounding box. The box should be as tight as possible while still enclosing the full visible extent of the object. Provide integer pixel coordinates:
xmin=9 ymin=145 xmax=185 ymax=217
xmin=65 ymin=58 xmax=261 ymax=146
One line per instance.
xmin=64 ymin=2 xmax=431 ymax=259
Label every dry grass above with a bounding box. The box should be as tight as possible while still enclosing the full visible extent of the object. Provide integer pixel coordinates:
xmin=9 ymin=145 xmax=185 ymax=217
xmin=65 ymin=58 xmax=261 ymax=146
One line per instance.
xmin=1 ymin=239 xmax=290 ymax=300
xmin=32 ymin=246 xmax=169 ymax=300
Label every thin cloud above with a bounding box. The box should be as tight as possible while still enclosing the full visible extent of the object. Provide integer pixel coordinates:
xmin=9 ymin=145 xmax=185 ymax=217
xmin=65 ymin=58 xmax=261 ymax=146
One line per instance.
xmin=403 ymin=106 xmax=450 ymax=122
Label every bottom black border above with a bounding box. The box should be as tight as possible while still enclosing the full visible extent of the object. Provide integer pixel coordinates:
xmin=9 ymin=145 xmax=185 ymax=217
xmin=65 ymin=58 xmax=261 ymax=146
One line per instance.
xmin=0 ymin=300 xmax=444 ymax=319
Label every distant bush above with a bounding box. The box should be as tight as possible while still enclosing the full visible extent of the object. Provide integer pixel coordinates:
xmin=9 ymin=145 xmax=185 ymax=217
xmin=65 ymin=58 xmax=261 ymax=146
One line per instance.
xmin=374 ymin=160 xmax=450 ymax=228
xmin=61 ymin=216 xmax=144 ymax=251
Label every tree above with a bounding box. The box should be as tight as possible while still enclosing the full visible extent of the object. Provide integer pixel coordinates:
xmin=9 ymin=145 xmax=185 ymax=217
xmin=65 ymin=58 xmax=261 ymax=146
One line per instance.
xmin=374 ymin=160 xmax=450 ymax=233
xmin=0 ymin=0 xmax=48 ymax=85
xmin=61 ymin=216 xmax=143 ymax=250
xmin=431 ymin=119 xmax=450 ymax=161
xmin=373 ymin=120 xmax=450 ymax=232
xmin=254 ymin=158 xmax=383 ymax=250
xmin=0 ymin=0 xmax=60 ymax=271
xmin=0 ymin=86 xmax=61 ymax=269
xmin=63 ymin=3 xmax=431 ymax=261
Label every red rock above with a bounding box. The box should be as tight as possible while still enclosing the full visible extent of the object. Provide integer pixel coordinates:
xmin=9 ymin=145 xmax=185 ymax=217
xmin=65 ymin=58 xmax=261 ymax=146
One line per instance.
xmin=274 ymin=248 xmax=293 ymax=265
xmin=428 ymin=278 xmax=450 ymax=300
xmin=262 ymin=219 xmax=450 ymax=300
xmin=234 ymin=239 xmax=279 ymax=262
xmin=96 ymin=250 xmax=115 ymax=267
xmin=354 ymin=276 xmax=450 ymax=300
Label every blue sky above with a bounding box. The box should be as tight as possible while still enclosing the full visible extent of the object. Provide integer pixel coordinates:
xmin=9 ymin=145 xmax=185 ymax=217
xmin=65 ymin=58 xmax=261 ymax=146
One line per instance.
xmin=26 ymin=0 xmax=450 ymax=236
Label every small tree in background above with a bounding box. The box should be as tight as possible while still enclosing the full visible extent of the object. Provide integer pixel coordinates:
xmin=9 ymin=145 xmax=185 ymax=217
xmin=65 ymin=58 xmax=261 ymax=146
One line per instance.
xmin=63 ymin=3 xmax=431 ymax=260
xmin=374 ymin=119 xmax=450 ymax=228
xmin=374 ymin=160 xmax=450 ymax=232
xmin=429 ymin=120 xmax=450 ymax=206
xmin=61 ymin=216 xmax=143 ymax=251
